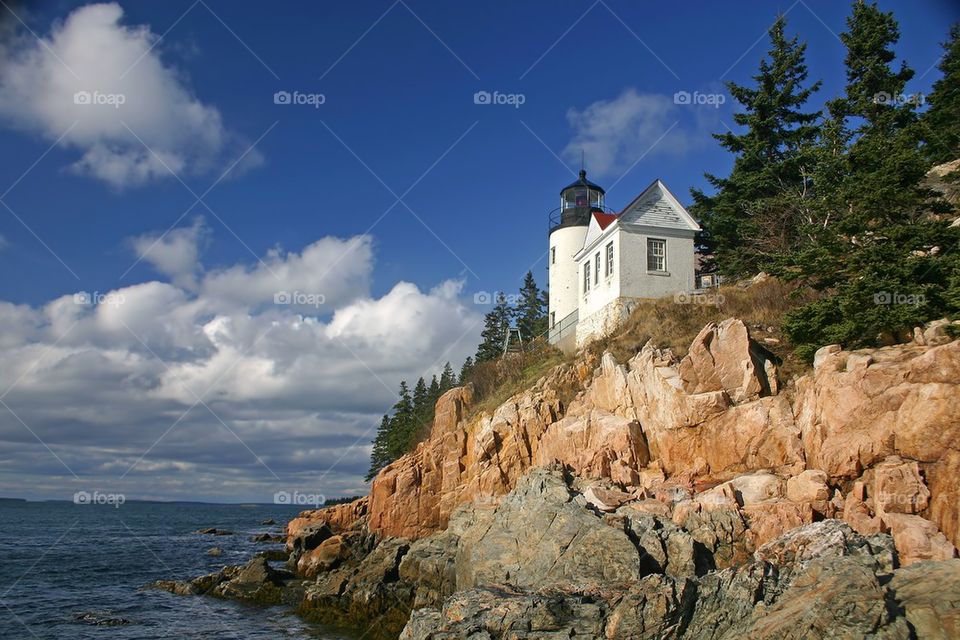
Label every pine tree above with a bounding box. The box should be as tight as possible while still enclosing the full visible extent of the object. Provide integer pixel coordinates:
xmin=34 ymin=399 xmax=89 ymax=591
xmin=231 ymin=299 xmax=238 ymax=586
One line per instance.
xmin=782 ymin=1 xmax=960 ymax=360
xmin=475 ymin=292 xmax=512 ymax=362
xmin=514 ymin=271 xmax=548 ymax=340
xmin=439 ymin=362 xmax=456 ymax=391
xmin=922 ymin=23 xmax=960 ymax=165
xmin=458 ymin=356 xmax=474 ymax=384
xmin=365 ymin=414 xmax=391 ymax=481
xmin=691 ymin=15 xmax=821 ymax=278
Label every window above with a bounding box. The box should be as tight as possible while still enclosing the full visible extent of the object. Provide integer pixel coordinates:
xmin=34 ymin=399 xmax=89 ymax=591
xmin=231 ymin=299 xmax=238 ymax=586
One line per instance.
xmin=605 ymin=242 xmax=614 ymax=277
xmin=583 ymin=261 xmax=591 ymax=293
xmin=550 ymin=311 xmax=555 ymax=328
xmin=594 ymin=253 xmax=600 ymax=284
xmin=550 ymin=246 xmax=555 ymax=264
xmin=647 ymin=238 xmax=666 ymax=272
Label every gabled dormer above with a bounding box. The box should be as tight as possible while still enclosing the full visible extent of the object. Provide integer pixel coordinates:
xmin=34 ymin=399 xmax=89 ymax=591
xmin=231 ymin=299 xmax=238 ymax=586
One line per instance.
xmin=618 ymin=179 xmax=701 ymax=233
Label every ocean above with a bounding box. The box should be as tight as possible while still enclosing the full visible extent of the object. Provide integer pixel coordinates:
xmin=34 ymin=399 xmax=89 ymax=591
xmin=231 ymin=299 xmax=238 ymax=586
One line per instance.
xmin=0 ymin=500 xmax=359 ymax=639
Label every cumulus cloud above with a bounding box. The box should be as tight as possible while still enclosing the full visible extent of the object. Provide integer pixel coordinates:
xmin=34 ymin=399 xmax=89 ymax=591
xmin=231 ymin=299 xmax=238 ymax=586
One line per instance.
xmin=131 ymin=218 xmax=208 ymax=289
xmin=0 ymin=225 xmax=482 ymax=501
xmin=562 ymin=88 xmax=719 ymax=178
xmin=0 ymin=3 xmax=260 ymax=188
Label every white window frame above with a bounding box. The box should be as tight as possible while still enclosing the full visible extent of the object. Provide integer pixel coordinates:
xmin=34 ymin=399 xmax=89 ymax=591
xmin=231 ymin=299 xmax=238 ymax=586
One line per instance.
xmin=594 ymin=253 xmax=600 ymax=285
xmin=583 ymin=261 xmax=591 ymax=293
xmin=605 ymin=241 xmax=614 ymax=277
xmin=647 ymin=238 xmax=666 ymax=272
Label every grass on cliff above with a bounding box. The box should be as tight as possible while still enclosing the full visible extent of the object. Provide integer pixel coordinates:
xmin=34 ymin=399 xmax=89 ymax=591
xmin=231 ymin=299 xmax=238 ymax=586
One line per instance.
xmin=466 ymin=341 xmax=568 ymax=417
xmin=585 ymin=276 xmax=818 ymax=381
xmin=460 ymin=277 xmax=817 ymax=422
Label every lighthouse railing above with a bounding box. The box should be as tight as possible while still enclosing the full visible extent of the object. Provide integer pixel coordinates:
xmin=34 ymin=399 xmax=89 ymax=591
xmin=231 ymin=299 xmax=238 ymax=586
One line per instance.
xmin=548 ymin=308 xmax=578 ymax=346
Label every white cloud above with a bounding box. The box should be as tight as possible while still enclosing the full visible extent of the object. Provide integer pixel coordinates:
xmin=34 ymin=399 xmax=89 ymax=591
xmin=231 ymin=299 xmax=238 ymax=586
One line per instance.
xmin=0 ymin=224 xmax=482 ymax=501
xmin=131 ymin=218 xmax=207 ymax=289
xmin=562 ymin=88 xmax=717 ymax=178
xmin=0 ymin=3 xmax=260 ymax=188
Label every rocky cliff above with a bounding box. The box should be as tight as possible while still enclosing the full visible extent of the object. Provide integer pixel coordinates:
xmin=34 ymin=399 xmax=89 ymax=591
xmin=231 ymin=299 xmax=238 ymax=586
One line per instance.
xmin=293 ymin=318 xmax=960 ymax=564
xmin=163 ymin=316 xmax=960 ymax=639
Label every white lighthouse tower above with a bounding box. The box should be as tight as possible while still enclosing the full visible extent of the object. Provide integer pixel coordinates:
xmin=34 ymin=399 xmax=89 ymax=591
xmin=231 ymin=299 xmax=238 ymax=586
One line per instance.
xmin=547 ymin=170 xmax=605 ymax=352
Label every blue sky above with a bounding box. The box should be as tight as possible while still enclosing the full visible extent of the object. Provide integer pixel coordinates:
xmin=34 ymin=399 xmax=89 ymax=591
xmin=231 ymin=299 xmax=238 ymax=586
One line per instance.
xmin=0 ymin=0 xmax=956 ymax=502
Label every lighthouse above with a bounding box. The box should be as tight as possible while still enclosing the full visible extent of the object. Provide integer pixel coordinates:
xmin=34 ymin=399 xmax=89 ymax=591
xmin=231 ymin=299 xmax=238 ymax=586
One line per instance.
xmin=547 ymin=171 xmax=701 ymax=354
xmin=547 ymin=169 xmax=605 ymax=351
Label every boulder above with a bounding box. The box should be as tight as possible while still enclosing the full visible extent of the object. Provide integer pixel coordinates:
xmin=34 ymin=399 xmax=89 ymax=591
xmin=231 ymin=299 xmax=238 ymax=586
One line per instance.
xmin=881 ymin=513 xmax=957 ymax=566
xmin=842 ymin=481 xmax=883 ymax=536
xmin=286 ymin=520 xmax=332 ymax=562
xmin=583 ymin=485 xmax=635 ymax=512
xmin=889 ymin=559 xmax=960 ymax=638
xmin=742 ymin=500 xmax=814 ymax=548
xmin=454 ymin=467 xmax=642 ymax=590
xmin=870 ymin=457 xmax=930 ymax=516
xmin=297 ymin=535 xmax=348 ymax=577
xmin=796 ymin=341 xmax=960 ymax=482
xmin=285 ymin=496 xmax=368 ymax=549
xmin=725 ymin=471 xmax=784 ymax=506
xmin=786 ymin=469 xmax=831 ymax=515
xmin=678 ymin=318 xmax=777 ymax=402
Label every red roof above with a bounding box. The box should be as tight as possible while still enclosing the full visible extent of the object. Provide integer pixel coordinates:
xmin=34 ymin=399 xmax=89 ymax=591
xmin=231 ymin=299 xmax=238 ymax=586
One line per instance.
xmin=593 ymin=211 xmax=618 ymax=230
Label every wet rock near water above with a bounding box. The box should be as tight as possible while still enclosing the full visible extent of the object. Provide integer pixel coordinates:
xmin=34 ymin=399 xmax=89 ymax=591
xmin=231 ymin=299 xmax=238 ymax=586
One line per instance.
xmin=73 ymin=611 xmax=132 ymax=626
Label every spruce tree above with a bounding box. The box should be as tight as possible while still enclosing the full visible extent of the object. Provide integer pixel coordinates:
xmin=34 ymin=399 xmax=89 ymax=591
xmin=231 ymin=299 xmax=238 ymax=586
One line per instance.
xmin=475 ymin=292 xmax=512 ymax=362
xmin=514 ymin=271 xmax=548 ymax=340
xmin=427 ymin=375 xmax=441 ymax=407
xmin=691 ymin=15 xmax=821 ymax=277
xmin=922 ymin=23 xmax=960 ymax=165
xmin=365 ymin=414 xmax=391 ymax=481
xmin=439 ymin=362 xmax=456 ymax=391
xmin=458 ymin=356 xmax=474 ymax=384
xmin=412 ymin=377 xmax=429 ymax=433
xmin=385 ymin=380 xmax=414 ymax=460
xmin=782 ymin=1 xmax=960 ymax=359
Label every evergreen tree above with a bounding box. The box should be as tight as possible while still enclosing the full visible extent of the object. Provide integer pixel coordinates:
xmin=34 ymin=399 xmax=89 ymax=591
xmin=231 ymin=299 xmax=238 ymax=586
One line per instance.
xmin=922 ymin=23 xmax=960 ymax=165
xmin=385 ymin=380 xmax=415 ymax=460
xmin=514 ymin=271 xmax=548 ymax=340
xmin=691 ymin=15 xmax=821 ymax=277
xmin=427 ymin=375 xmax=441 ymax=407
xmin=782 ymin=1 xmax=960 ymax=360
xmin=439 ymin=362 xmax=456 ymax=391
xmin=412 ymin=377 xmax=430 ymax=433
xmin=475 ymin=292 xmax=512 ymax=362
xmin=458 ymin=356 xmax=474 ymax=384
xmin=365 ymin=414 xmax=391 ymax=481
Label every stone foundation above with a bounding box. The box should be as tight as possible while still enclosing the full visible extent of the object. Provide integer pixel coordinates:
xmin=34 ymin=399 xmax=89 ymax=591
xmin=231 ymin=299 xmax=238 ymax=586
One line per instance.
xmin=575 ymin=297 xmax=644 ymax=348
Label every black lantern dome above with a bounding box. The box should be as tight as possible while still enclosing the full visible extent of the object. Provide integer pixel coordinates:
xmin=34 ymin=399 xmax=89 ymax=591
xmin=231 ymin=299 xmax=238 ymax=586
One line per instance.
xmin=553 ymin=170 xmax=605 ymax=231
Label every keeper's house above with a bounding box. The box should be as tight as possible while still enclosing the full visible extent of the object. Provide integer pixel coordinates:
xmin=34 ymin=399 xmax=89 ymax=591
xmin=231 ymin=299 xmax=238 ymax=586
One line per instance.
xmin=547 ymin=172 xmax=700 ymax=354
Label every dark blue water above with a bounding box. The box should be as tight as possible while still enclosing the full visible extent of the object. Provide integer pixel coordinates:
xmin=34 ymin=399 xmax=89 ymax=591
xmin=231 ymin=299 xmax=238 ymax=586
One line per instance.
xmin=0 ymin=500 xmax=358 ymax=639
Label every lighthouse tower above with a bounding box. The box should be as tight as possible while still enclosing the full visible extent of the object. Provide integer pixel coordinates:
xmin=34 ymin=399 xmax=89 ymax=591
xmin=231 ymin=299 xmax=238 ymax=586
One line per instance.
xmin=548 ymin=170 xmax=605 ymax=350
